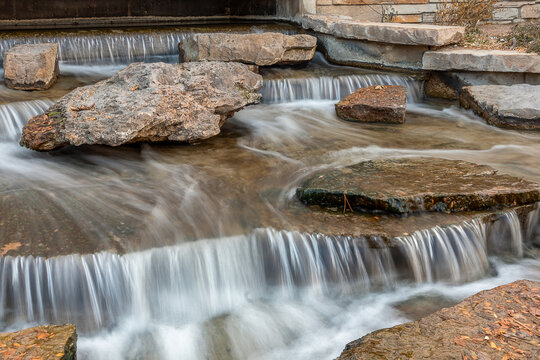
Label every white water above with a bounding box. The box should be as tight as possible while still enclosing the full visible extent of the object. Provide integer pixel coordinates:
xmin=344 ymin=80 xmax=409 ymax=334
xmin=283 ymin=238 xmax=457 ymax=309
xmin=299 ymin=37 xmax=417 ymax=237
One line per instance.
xmin=1 ymin=211 xmax=537 ymax=359
xmin=0 ymin=26 xmax=296 ymax=65
xmin=262 ymin=74 xmax=423 ymax=104
xmin=1 ymin=34 xmax=540 ymax=360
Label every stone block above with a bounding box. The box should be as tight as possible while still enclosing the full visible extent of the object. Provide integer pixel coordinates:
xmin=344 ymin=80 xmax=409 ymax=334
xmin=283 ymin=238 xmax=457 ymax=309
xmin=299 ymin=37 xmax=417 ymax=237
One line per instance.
xmin=3 ymin=43 xmax=59 ymax=90
xmin=423 ymin=48 xmax=540 ymax=73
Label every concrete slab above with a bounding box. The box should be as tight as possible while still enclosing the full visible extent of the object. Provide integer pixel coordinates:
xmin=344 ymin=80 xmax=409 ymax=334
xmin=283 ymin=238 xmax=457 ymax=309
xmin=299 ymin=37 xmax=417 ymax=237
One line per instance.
xmin=423 ymin=48 xmax=540 ymax=73
xmin=298 ymin=14 xmax=464 ymax=46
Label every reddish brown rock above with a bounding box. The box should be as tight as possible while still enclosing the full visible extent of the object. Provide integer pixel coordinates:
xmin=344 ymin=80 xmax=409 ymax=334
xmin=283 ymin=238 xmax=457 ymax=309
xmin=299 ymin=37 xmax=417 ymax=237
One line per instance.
xmin=3 ymin=43 xmax=59 ymax=91
xmin=0 ymin=324 xmax=76 ymax=359
xmin=338 ymin=280 xmax=540 ymax=360
xmin=335 ymin=85 xmax=407 ymax=124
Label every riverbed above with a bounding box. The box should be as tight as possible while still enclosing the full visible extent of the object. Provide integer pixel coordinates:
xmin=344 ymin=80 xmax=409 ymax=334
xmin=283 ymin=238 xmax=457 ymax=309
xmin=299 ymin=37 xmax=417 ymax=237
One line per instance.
xmin=1 ymin=26 xmax=539 ymax=360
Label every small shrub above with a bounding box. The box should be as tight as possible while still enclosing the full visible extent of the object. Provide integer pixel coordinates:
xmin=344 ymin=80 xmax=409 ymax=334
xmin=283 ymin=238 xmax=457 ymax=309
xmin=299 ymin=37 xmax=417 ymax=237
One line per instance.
xmin=509 ymin=23 xmax=540 ymax=53
xmin=435 ymin=0 xmax=498 ymax=30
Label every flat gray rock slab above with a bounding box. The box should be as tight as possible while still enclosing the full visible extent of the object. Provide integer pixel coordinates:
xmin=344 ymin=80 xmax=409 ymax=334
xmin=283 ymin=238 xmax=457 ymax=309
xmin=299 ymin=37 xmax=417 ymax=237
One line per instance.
xmin=296 ymin=158 xmax=540 ymax=214
xmin=460 ymin=84 xmax=540 ymax=130
xmin=423 ymin=48 xmax=540 ymax=73
xmin=298 ymin=14 xmax=464 ymax=47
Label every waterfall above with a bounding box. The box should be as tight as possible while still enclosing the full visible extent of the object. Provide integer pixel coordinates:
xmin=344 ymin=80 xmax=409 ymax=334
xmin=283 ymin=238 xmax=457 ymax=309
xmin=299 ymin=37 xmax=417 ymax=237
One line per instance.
xmin=0 ymin=100 xmax=53 ymax=142
xmin=0 ymin=31 xmax=193 ymax=64
xmin=0 ymin=27 xmax=297 ymax=65
xmin=261 ymin=74 xmax=424 ymax=104
xmin=0 ymin=210 xmax=528 ymax=333
xmin=395 ymin=218 xmax=489 ymax=284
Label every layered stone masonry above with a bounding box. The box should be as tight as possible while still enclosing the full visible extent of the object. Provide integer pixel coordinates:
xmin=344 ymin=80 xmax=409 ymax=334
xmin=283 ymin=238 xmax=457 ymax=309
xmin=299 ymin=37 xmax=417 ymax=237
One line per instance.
xmin=314 ymin=0 xmax=540 ymax=23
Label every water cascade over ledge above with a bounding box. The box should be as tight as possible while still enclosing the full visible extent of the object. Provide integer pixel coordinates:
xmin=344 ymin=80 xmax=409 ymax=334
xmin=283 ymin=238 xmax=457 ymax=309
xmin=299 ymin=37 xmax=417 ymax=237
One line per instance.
xmin=0 ymin=209 xmax=532 ymax=334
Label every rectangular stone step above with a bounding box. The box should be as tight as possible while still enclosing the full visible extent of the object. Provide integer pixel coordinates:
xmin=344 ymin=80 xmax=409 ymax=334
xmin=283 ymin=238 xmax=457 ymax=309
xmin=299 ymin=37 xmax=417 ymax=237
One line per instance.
xmin=460 ymin=84 xmax=540 ymax=130
xmin=298 ymin=14 xmax=464 ymax=46
xmin=423 ymin=48 xmax=540 ymax=73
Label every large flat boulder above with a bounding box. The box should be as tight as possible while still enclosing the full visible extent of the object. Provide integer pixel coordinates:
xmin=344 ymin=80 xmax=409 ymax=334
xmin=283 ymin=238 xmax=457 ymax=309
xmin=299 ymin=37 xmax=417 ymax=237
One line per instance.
xmin=460 ymin=84 xmax=540 ymax=130
xmin=3 ymin=43 xmax=59 ymax=90
xmin=296 ymin=158 xmax=540 ymax=214
xmin=423 ymin=48 xmax=540 ymax=73
xmin=179 ymin=33 xmax=317 ymax=66
xmin=20 ymin=61 xmax=263 ymax=151
xmin=298 ymin=14 xmax=464 ymax=46
xmin=0 ymin=324 xmax=77 ymax=359
xmin=338 ymin=280 xmax=540 ymax=360
xmin=335 ymin=85 xmax=406 ymax=124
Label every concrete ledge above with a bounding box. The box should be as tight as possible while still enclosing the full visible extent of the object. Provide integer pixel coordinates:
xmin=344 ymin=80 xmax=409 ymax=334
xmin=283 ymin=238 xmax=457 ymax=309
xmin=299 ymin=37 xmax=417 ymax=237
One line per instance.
xmin=0 ymin=15 xmax=287 ymax=30
xmin=298 ymin=14 xmax=464 ymax=46
xmin=423 ymin=48 xmax=540 ymax=73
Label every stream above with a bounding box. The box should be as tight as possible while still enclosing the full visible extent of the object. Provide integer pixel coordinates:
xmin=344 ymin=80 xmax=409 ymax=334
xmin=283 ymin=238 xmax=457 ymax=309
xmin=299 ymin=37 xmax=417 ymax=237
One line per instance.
xmin=0 ymin=26 xmax=539 ymax=360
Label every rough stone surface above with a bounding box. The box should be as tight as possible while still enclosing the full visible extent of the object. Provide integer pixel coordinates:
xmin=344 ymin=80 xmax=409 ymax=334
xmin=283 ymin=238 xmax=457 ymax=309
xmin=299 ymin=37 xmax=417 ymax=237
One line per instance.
xmin=335 ymin=85 xmax=407 ymax=123
xmin=338 ymin=280 xmax=540 ymax=360
xmin=20 ymin=61 xmax=263 ymax=151
xmin=179 ymin=33 xmax=317 ymax=66
xmin=425 ymin=72 xmax=458 ymax=100
xmin=3 ymin=43 xmax=59 ymax=90
xmin=0 ymin=324 xmax=77 ymax=359
xmin=298 ymin=14 xmax=464 ymax=46
xmin=316 ymin=33 xmax=427 ymax=70
xmin=423 ymin=48 xmax=540 ymax=73
xmin=521 ymin=4 xmax=540 ymax=18
xmin=296 ymin=158 xmax=540 ymax=214
xmin=460 ymin=84 xmax=540 ymax=130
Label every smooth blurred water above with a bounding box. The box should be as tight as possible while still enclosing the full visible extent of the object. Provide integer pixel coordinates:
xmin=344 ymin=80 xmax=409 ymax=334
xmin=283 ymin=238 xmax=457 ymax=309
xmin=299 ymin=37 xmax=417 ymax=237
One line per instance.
xmin=1 ymin=30 xmax=540 ymax=360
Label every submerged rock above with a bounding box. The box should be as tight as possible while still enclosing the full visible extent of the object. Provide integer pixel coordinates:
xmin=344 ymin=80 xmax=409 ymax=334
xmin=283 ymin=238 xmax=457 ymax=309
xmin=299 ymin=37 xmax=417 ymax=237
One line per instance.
xmin=460 ymin=84 xmax=540 ymax=130
xmin=3 ymin=43 xmax=59 ymax=90
xmin=0 ymin=324 xmax=76 ymax=359
xmin=20 ymin=61 xmax=263 ymax=151
xmin=335 ymin=85 xmax=407 ymax=124
xmin=296 ymin=158 xmax=540 ymax=214
xmin=179 ymin=33 xmax=317 ymax=66
xmin=338 ymin=280 xmax=540 ymax=360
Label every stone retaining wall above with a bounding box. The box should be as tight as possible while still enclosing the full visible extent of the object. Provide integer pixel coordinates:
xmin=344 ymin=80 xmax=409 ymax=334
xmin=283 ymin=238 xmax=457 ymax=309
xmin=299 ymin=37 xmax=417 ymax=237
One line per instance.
xmin=310 ymin=0 xmax=540 ymax=23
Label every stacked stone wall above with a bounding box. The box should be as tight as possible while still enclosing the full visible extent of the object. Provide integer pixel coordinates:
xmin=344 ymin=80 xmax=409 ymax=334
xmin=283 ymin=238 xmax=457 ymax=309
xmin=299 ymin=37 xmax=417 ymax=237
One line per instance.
xmin=313 ymin=0 xmax=540 ymax=23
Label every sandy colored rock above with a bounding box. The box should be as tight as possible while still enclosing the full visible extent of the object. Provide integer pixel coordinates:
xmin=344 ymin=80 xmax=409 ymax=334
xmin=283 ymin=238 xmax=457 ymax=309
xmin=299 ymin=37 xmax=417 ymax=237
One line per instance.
xmin=296 ymin=157 xmax=540 ymax=214
xmin=335 ymin=85 xmax=407 ymax=123
xmin=0 ymin=324 xmax=76 ymax=360
xmin=20 ymin=61 xmax=263 ymax=151
xmin=298 ymin=14 xmax=464 ymax=46
xmin=338 ymin=280 xmax=540 ymax=360
xmin=3 ymin=43 xmax=59 ymax=90
xmin=179 ymin=33 xmax=317 ymax=66
xmin=425 ymin=73 xmax=458 ymax=100
xmin=423 ymin=48 xmax=540 ymax=73
xmin=460 ymin=84 xmax=540 ymax=130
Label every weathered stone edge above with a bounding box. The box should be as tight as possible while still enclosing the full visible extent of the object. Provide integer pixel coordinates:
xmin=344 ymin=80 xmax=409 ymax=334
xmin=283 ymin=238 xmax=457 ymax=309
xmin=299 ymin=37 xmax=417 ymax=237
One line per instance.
xmin=296 ymin=187 xmax=540 ymax=214
xmin=460 ymin=86 xmax=540 ymax=130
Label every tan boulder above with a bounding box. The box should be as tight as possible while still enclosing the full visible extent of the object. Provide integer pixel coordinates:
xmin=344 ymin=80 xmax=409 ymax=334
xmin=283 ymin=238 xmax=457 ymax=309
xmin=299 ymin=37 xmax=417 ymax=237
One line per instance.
xmin=179 ymin=32 xmax=317 ymax=66
xmin=20 ymin=61 xmax=263 ymax=151
xmin=3 ymin=43 xmax=59 ymax=90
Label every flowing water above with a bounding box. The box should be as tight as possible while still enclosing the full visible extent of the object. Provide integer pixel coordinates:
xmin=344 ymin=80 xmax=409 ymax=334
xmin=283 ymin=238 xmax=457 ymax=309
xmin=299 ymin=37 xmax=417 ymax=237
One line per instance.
xmin=1 ymin=27 xmax=540 ymax=360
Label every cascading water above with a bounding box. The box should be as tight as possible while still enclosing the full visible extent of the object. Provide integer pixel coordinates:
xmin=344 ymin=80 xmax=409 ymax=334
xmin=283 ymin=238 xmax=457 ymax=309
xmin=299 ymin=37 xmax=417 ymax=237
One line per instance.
xmin=0 ymin=25 xmax=296 ymax=64
xmin=0 ymin=100 xmax=53 ymax=141
xmin=1 ymin=27 xmax=540 ymax=360
xmin=262 ymin=73 xmax=423 ymax=104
